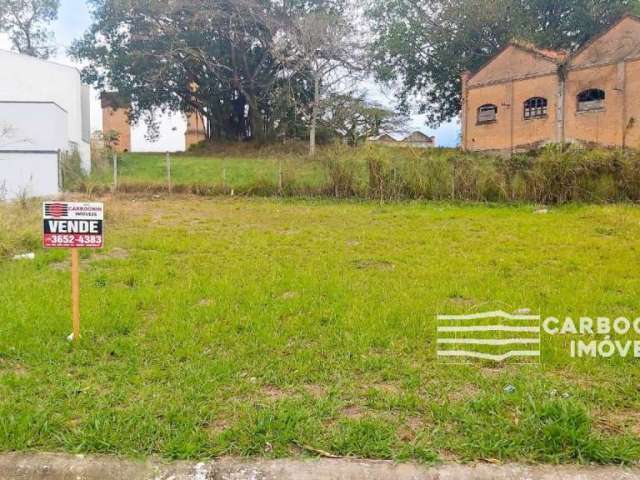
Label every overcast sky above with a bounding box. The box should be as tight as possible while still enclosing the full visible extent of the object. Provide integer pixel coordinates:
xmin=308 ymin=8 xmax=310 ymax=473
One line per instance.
xmin=1 ymin=0 xmax=460 ymax=149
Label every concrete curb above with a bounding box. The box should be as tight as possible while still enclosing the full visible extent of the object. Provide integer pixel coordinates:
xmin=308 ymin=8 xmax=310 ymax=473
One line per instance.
xmin=0 ymin=454 xmax=639 ymax=480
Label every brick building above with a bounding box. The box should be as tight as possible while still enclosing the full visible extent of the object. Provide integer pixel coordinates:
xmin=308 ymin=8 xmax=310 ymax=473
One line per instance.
xmin=460 ymin=15 xmax=640 ymax=154
xmin=101 ymin=92 xmax=132 ymax=153
xmin=100 ymin=92 xmax=207 ymax=153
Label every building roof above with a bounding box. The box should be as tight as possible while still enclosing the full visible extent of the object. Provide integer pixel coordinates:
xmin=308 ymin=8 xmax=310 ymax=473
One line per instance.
xmin=467 ymin=14 xmax=640 ymax=83
xmin=370 ymin=131 xmax=435 ymax=143
xmin=509 ymin=40 xmax=567 ymax=62
xmin=570 ymin=14 xmax=640 ymax=62
xmin=467 ymin=42 xmax=566 ymax=84
xmin=370 ymin=133 xmax=400 ymax=142
xmin=569 ymin=14 xmax=640 ymax=68
xmin=404 ymin=131 xmax=435 ymax=142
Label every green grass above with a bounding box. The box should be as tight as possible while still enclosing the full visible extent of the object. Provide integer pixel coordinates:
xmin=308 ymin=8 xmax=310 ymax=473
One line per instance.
xmin=91 ymin=151 xmax=330 ymax=188
xmin=1 ymin=196 xmax=640 ymax=463
xmin=85 ymin=144 xmax=640 ymax=204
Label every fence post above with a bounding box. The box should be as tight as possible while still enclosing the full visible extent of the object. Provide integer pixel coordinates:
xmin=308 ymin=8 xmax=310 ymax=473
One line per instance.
xmin=222 ymin=157 xmax=227 ymax=192
xmin=112 ymin=152 xmax=118 ymax=193
xmin=278 ymin=158 xmax=283 ymax=194
xmin=451 ymin=158 xmax=456 ymax=201
xmin=166 ymin=151 xmax=172 ymax=194
xmin=57 ymin=149 xmax=63 ymax=190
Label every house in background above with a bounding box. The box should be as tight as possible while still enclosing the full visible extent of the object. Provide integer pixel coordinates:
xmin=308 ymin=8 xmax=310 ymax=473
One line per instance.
xmin=461 ymin=15 xmax=640 ymax=155
xmin=369 ymin=131 xmax=435 ymax=148
xmin=0 ymin=50 xmax=91 ymax=200
xmin=402 ymin=131 xmax=436 ymax=148
xmin=370 ymin=133 xmax=400 ymax=144
xmin=101 ymin=91 xmax=207 ymax=153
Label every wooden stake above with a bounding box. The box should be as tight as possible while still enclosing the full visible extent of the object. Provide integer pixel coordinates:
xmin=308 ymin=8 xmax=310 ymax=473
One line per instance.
xmin=71 ymin=248 xmax=80 ymax=343
xmin=166 ymin=151 xmax=172 ymax=194
xmin=112 ymin=152 xmax=118 ymax=193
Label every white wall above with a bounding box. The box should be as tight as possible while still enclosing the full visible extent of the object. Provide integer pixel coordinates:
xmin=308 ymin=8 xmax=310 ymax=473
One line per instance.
xmin=131 ymin=111 xmax=187 ymax=153
xmin=0 ymin=49 xmax=91 ymax=170
xmin=0 ymin=103 xmax=68 ymax=151
xmin=0 ymin=152 xmax=59 ymax=200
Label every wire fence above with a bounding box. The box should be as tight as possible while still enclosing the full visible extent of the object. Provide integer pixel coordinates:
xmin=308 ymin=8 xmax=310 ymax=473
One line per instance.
xmin=82 ymin=144 xmax=640 ymax=204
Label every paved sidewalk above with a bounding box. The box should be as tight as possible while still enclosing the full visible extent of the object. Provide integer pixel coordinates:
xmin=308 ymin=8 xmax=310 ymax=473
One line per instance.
xmin=0 ymin=454 xmax=639 ymax=480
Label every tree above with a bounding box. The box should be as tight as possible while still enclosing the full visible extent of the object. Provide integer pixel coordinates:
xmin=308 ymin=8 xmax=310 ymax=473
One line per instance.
xmin=0 ymin=0 xmax=59 ymax=58
xmin=71 ymin=0 xmax=284 ymax=142
xmin=323 ymin=94 xmax=406 ymax=146
xmin=367 ymin=0 xmax=639 ymax=126
xmin=273 ymin=8 xmax=363 ymax=155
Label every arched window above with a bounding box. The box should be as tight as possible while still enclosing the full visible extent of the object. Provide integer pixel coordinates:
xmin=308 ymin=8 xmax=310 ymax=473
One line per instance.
xmin=577 ymin=89 xmax=605 ymax=112
xmin=524 ymin=97 xmax=548 ymax=119
xmin=477 ymin=104 xmax=498 ymax=124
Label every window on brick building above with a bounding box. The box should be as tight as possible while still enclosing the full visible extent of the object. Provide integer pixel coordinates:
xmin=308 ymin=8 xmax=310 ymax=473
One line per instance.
xmin=524 ymin=97 xmax=548 ymax=119
xmin=577 ymin=89 xmax=605 ymax=112
xmin=477 ymin=104 xmax=497 ymax=124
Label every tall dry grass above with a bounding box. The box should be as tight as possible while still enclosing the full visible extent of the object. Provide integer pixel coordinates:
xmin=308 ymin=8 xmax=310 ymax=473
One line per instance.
xmin=76 ymin=143 xmax=640 ymax=204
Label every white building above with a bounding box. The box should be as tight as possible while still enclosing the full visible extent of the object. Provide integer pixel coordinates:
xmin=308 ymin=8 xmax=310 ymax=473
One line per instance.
xmin=0 ymin=49 xmax=91 ymax=200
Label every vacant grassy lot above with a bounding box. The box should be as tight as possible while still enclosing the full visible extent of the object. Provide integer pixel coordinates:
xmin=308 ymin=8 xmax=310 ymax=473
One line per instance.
xmin=1 ymin=196 xmax=640 ymax=463
xmin=91 ymin=152 xmax=329 ymax=188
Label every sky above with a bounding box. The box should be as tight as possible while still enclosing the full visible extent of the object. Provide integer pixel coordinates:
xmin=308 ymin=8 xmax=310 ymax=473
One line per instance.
xmin=1 ymin=0 xmax=460 ymax=149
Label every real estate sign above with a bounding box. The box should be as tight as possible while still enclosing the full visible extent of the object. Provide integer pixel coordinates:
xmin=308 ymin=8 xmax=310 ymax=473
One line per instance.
xmin=43 ymin=202 xmax=104 ymax=249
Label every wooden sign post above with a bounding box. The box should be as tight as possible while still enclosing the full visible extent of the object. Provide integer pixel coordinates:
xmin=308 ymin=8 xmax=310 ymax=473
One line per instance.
xmin=71 ymin=248 xmax=80 ymax=342
xmin=43 ymin=202 xmax=104 ymax=343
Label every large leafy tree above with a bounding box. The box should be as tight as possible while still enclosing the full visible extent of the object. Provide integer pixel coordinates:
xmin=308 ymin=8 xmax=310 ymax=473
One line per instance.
xmin=70 ymin=0 xmax=350 ymax=143
xmin=71 ymin=0 xmax=286 ymax=141
xmin=0 ymin=0 xmax=59 ymax=58
xmin=367 ymin=0 xmax=639 ymax=126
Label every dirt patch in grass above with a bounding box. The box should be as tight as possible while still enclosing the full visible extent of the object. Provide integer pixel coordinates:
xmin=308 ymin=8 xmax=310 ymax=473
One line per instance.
xmin=480 ymin=366 xmax=509 ymax=378
xmin=208 ymin=418 xmax=231 ymax=434
xmin=261 ymin=385 xmax=289 ymax=401
xmin=438 ymin=449 xmax=462 ymax=462
xmin=447 ymin=295 xmax=477 ymax=307
xmin=303 ymin=384 xmax=327 ymax=398
xmin=352 ymin=259 xmax=395 ymax=271
xmin=397 ymin=416 xmax=426 ymax=442
xmin=48 ymin=261 xmax=68 ymax=271
xmin=595 ymin=409 xmax=640 ymax=436
xmin=447 ymin=384 xmax=481 ymax=403
xmin=341 ymin=405 xmax=366 ymax=419
xmin=93 ymin=248 xmax=130 ymax=261
xmin=0 ymin=362 xmax=28 ymax=377
xmin=371 ymin=383 xmax=401 ymax=395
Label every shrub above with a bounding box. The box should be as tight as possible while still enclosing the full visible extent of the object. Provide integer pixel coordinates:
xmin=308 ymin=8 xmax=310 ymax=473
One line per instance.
xmin=59 ymin=148 xmax=86 ymax=190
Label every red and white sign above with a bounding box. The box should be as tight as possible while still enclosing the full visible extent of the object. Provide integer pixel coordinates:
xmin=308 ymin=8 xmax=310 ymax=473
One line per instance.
xmin=43 ymin=202 xmax=104 ymax=248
